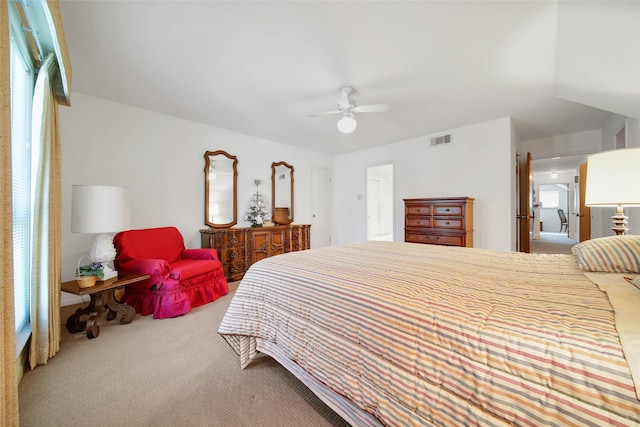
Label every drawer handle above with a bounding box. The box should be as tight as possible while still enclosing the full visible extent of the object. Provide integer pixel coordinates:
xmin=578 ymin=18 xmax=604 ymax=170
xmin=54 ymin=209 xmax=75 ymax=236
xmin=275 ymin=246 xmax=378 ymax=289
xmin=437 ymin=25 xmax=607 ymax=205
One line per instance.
xmin=230 ymin=250 xmax=237 ymax=258
xmin=445 ymin=221 xmax=450 ymax=225
xmin=416 ymin=208 xmax=421 ymax=212
xmin=230 ymin=237 xmax=238 ymax=244
xmin=445 ymin=208 xmax=450 ymax=212
xmin=415 ymin=220 xmax=422 ymax=224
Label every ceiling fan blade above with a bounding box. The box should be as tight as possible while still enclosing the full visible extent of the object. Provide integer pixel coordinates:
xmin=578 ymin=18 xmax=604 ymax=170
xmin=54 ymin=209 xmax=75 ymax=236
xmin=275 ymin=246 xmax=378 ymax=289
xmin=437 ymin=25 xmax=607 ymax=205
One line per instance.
xmin=353 ymin=103 xmax=390 ymax=113
xmin=308 ymin=110 xmax=341 ymax=117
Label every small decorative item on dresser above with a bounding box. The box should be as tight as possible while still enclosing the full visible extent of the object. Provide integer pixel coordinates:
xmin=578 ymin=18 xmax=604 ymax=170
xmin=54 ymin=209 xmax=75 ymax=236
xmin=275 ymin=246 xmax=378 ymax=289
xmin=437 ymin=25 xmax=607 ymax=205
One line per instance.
xmin=75 ymin=255 xmax=104 ymax=288
xmin=244 ymin=179 xmax=269 ymax=227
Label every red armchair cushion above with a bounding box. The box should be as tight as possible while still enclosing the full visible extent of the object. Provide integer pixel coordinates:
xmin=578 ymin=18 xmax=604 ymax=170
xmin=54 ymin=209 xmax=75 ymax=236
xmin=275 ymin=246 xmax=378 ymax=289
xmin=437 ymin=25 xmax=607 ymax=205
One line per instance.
xmin=169 ymin=259 xmax=220 ymax=281
xmin=115 ymin=227 xmax=185 ymax=264
xmin=182 ymin=248 xmax=219 ymax=260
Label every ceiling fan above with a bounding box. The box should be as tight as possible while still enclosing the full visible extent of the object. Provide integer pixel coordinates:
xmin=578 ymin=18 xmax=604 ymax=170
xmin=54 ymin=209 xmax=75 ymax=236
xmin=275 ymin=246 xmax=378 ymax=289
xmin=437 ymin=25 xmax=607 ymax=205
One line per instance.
xmin=310 ymin=86 xmax=390 ymax=134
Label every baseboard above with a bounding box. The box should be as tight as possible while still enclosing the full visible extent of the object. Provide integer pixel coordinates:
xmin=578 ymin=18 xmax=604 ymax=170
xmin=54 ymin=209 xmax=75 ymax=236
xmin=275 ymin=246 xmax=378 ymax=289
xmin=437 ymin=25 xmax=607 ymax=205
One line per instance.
xmin=61 ymin=291 xmax=84 ymax=307
xmin=16 ymin=337 xmax=29 ymax=384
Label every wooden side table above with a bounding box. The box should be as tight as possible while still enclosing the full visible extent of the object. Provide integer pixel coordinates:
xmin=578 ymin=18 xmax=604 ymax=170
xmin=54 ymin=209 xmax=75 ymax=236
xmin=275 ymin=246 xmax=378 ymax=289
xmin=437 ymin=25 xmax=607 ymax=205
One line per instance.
xmin=61 ymin=272 xmax=150 ymax=339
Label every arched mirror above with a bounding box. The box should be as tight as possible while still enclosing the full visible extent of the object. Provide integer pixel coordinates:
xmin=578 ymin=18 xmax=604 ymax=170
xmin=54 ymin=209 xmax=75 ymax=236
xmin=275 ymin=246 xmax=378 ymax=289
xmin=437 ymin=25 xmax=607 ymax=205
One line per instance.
xmin=204 ymin=150 xmax=238 ymax=228
xmin=271 ymin=161 xmax=294 ymax=225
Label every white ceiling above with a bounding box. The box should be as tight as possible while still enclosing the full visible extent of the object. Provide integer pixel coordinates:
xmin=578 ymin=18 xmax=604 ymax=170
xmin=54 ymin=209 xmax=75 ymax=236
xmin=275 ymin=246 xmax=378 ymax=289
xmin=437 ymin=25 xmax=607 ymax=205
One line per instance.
xmin=59 ymin=1 xmax=615 ymax=156
xmin=533 ymin=154 xmax=587 ymax=176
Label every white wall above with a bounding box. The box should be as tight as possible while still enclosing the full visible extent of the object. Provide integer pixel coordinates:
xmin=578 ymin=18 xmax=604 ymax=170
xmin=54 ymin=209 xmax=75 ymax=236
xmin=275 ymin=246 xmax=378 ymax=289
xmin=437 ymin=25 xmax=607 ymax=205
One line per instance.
xmin=60 ymin=93 xmax=333 ymax=304
xmin=520 ymin=129 xmax=603 ymax=159
xmin=333 ymin=117 xmax=515 ymax=251
xmin=594 ymin=116 xmax=640 ymax=237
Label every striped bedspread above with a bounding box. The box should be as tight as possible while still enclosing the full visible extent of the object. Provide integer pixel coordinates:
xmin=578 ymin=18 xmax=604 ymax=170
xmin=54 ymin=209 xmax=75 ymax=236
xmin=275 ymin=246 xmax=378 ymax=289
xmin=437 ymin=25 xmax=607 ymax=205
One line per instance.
xmin=218 ymin=241 xmax=640 ymax=426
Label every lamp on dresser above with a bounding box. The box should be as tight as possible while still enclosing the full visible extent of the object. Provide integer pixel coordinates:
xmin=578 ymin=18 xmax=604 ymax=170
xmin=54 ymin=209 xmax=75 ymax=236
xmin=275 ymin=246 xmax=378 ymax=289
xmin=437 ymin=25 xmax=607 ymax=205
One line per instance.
xmin=71 ymin=185 xmax=131 ymax=280
xmin=585 ymin=148 xmax=640 ymax=235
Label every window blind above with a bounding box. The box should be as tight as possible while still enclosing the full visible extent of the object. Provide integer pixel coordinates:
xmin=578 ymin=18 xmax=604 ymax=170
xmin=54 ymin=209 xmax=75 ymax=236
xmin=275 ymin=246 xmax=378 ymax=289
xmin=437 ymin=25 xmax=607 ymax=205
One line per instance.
xmin=10 ymin=32 xmax=34 ymax=341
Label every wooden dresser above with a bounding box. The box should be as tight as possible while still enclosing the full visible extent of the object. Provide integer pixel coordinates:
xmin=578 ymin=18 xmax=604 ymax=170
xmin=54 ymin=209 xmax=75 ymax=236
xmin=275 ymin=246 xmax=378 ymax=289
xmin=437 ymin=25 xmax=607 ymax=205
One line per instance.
xmin=200 ymin=224 xmax=311 ymax=281
xmin=404 ymin=197 xmax=474 ymax=247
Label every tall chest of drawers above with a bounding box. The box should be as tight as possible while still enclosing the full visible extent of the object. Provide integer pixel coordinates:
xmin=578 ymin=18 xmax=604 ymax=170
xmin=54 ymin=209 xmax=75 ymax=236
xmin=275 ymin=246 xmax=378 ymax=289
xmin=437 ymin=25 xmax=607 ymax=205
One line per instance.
xmin=200 ymin=224 xmax=311 ymax=281
xmin=404 ymin=197 xmax=474 ymax=247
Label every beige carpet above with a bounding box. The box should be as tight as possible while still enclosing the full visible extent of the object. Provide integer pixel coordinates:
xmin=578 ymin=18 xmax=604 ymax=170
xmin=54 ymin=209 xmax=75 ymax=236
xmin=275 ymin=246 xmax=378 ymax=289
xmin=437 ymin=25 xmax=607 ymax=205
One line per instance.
xmin=530 ymin=232 xmax=577 ymax=254
xmin=18 ymin=281 xmax=350 ymax=427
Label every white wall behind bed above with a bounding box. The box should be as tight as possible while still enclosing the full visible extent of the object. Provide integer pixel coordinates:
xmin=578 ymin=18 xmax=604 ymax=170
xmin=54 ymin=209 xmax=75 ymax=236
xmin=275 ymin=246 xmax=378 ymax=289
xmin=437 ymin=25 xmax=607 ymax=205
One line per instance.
xmin=333 ymin=117 xmax=515 ymax=251
xmin=60 ymin=93 xmax=333 ymax=305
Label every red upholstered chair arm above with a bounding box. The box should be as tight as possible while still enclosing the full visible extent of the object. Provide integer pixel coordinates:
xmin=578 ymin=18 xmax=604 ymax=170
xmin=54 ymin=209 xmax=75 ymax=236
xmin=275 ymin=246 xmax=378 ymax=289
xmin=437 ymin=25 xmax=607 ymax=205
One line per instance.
xmin=117 ymin=258 xmax=170 ymax=279
xmin=182 ymin=248 xmax=219 ymax=261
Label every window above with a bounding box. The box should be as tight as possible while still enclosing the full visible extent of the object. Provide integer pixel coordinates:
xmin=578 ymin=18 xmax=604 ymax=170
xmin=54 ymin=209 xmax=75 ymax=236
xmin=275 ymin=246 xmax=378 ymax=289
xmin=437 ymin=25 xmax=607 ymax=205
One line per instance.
xmin=10 ymin=1 xmax=35 ymax=350
xmin=540 ymin=190 xmax=560 ymax=209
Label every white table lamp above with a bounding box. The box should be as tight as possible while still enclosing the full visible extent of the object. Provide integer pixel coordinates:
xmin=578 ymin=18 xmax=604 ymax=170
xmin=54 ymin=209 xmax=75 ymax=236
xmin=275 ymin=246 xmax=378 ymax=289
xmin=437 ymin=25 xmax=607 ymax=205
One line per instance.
xmin=71 ymin=185 xmax=131 ymax=280
xmin=585 ymin=148 xmax=640 ymax=235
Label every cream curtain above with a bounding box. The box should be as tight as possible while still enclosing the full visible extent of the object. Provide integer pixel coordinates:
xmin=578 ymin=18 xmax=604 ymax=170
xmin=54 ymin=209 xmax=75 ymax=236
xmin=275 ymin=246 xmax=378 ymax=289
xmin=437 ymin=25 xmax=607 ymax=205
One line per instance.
xmin=1 ymin=0 xmax=70 ymax=422
xmin=29 ymin=53 xmax=62 ymax=368
xmin=1 ymin=0 xmax=20 ymax=425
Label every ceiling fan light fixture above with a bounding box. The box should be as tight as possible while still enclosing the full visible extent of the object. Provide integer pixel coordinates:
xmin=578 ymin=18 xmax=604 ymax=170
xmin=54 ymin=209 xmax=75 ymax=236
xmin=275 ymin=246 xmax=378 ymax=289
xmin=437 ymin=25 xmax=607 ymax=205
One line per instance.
xmin=337 ymin=112 xmax=357 ymax=134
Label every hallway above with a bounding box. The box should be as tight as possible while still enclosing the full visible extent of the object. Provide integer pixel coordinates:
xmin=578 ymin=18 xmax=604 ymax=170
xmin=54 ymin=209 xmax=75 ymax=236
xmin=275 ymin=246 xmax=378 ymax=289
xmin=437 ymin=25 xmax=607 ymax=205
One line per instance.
xmin=530 ymin=232 xmax=577 ymax=254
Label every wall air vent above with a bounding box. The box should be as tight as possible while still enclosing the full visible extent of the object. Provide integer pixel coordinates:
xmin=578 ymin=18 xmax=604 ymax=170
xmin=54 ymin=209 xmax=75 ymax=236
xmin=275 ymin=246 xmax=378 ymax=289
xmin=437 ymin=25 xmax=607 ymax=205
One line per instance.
xmin=430 ymin=134 xmax=452 ymax=146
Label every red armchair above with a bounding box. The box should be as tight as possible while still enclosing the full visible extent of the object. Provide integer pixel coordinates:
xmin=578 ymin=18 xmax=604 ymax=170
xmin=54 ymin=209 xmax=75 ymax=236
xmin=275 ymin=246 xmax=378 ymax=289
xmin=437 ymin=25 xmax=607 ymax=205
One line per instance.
xmin=113 ymin=226 xmax=228 ymax=319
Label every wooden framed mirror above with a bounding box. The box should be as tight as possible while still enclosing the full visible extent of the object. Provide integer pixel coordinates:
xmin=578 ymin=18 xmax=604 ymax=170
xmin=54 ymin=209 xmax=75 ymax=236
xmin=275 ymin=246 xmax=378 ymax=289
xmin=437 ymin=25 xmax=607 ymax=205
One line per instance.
xmin=271 ymin=161 xmax=294 ymax=225
xmin=204 ymin=150 xmax=238 ymax=228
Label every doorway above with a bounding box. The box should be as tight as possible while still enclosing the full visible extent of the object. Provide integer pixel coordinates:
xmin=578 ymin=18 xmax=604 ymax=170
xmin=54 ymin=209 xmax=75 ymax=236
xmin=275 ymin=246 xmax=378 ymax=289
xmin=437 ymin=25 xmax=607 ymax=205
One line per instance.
xmin=529 ymin=156 xmax=587 ymax=254
xmin=367 ymin=163 xmax=394 ymax=241
xmin=538 ymin=183 xmax=569 ymax=233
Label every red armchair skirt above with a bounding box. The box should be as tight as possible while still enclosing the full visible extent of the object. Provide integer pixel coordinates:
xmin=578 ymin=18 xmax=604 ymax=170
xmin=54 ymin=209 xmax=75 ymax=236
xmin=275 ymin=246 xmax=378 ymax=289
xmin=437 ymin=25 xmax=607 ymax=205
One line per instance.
xmin=125 ymin=266 xmax=227 ymax=319
xmin=114 ymin=227 xmax=229 ymax=319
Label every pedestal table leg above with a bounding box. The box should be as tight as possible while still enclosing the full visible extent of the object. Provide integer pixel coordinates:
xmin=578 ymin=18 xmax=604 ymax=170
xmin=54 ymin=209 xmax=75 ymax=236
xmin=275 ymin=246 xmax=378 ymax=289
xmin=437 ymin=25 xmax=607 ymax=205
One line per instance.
xmin=105 ymin=287 xmax=136 ymax=324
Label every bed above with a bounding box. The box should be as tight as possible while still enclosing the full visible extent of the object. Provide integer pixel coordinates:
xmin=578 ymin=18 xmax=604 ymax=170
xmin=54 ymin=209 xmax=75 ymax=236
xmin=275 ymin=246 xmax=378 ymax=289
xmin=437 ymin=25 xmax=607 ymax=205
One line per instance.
xmin=218 ymin=240 xmax=640 ymax=426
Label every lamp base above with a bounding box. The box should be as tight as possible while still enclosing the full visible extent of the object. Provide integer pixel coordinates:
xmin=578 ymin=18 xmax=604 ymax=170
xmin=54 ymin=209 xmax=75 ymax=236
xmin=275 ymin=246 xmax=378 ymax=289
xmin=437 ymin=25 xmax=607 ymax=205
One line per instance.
xmin=90 ymin=233 xmax=119 ymax=281
xmin=611 ymin=205 xmax=629 ymax=236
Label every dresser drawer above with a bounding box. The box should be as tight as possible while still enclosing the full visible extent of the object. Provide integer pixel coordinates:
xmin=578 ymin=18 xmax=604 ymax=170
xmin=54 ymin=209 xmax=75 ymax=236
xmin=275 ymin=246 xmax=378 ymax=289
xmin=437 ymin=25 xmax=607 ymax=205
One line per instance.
xmin=227 ymin=260 xmax=248 ymax=282
xmin=220 ymin=231 xmax=246 ymax=246
xmin=433 ymin=205 xmax=462 ymax=216
xmin=405 ymin=216 xmax=432 ymax=227
xmin=433 ymin=218 xmax=463 ymax=229
xmin=220 ymin=246 xmax=246 ymax=263
xmin=406 ymin=205 xmax=432 ymax=215
xmin=405 ymin=233 xmax=463 ymax=246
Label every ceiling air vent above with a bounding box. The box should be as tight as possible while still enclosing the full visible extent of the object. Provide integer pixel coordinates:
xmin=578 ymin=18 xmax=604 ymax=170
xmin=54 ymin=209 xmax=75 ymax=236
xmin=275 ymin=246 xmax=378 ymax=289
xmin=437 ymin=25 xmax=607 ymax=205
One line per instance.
xmin=430 ymin=134 xmax=452 ymax=146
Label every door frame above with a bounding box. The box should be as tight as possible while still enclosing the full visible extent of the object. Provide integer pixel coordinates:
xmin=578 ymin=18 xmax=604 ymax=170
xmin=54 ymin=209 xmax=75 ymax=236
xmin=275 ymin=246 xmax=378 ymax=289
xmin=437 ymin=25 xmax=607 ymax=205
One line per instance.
xmin=366 ymin=162 xmax=395 ymax=241
xmin=516 ymin=152 xmax=532 ymax=252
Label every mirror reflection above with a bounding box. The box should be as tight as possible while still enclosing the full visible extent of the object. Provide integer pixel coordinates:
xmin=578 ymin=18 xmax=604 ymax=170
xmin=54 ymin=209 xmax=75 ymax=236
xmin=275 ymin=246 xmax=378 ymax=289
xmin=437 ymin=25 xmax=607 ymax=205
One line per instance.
xmin=204 ymin=150 xmax=238 ymax=228
xmin=271 ymin=161 xmax=294 ymax=225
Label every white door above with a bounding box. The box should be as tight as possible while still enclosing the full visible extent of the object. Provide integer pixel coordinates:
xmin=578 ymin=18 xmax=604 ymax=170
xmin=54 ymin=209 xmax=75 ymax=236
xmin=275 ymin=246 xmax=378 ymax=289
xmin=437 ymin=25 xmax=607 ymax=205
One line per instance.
xmin=367 ymin=164 xmax=394 ymax=241
xmin=311 ymin=168 xmax=332 ymax=248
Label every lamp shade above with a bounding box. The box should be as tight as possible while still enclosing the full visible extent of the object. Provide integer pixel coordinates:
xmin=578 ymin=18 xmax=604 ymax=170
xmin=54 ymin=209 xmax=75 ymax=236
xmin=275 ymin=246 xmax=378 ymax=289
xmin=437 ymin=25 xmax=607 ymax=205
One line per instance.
xmin=585 ymin=148 xmax=640 ymax=207
xmin=71 ymin=185 xmax=131 ymax=233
